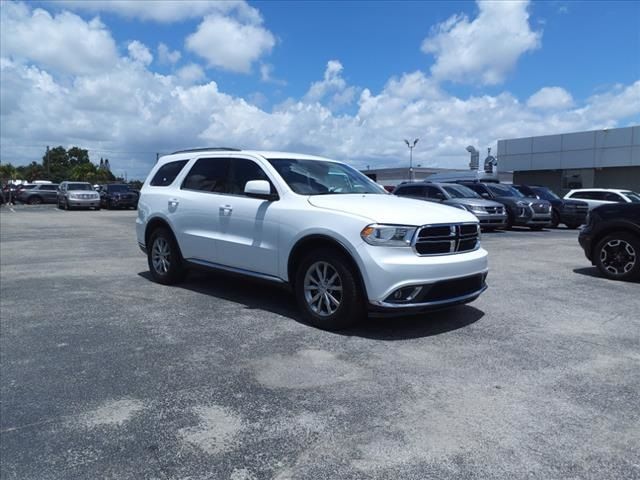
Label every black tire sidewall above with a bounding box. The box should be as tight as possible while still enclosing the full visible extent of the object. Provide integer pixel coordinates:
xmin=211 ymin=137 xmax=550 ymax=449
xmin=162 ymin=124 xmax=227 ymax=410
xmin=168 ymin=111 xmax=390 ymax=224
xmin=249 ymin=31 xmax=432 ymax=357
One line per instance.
xmin=294 ymin=248 xmax=364 ymax=330
xmin=147 ymin=228 xmax=186 ymax=285
xmin=551 ymin=210 xmax=560 ymax=228
xmin=594 ymin=232 xmax=640 ymax=282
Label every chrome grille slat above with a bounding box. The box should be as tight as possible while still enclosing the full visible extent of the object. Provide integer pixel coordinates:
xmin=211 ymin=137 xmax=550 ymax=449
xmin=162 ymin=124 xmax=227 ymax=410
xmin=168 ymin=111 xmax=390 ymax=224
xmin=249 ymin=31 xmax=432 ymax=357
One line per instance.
xmin=413 ymin=223 xmax=480 ymax=256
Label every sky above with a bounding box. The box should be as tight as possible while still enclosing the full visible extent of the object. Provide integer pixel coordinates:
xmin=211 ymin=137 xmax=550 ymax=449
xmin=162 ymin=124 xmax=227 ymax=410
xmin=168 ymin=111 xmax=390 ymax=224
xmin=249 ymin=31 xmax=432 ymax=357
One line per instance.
xmin=1 ymin=0 xmax=639 ymax=180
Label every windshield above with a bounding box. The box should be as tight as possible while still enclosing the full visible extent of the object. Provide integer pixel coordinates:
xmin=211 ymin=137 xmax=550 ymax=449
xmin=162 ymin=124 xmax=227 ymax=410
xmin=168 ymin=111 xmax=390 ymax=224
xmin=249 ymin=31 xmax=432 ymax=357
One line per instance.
xmin=107 ymin=185 xmax=130 ymax=192
xmin=68 ymin=183 xmax=92 ymax=191
xmin=532 ymin=187 xmax=560 ymax=201
xmin=267 ymin=159 xmax=385 ymax=195
xmin=622 ymin=191 xmax=640 ymax=203
xmin=487 ymin=183 xmax=523 ymax=198
xmin=443 ymin=185 xmax=481 ymax=199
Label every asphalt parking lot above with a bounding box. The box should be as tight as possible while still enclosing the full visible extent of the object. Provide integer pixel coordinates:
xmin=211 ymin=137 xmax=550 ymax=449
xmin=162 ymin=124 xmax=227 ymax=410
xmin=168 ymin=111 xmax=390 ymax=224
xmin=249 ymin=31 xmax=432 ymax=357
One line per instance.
xmin=1 ymin=205 xmax=639 ymax=480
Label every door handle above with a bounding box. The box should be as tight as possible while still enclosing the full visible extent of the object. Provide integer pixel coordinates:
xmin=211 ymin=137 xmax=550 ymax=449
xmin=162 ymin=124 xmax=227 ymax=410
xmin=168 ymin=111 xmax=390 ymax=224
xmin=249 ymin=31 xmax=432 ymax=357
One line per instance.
xmin=220 ymin=204 xmax=233 ymax=216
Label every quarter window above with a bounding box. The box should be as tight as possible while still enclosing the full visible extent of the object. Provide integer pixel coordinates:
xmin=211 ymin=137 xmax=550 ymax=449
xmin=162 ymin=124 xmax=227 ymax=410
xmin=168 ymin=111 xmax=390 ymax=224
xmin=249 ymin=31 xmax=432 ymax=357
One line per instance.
xmin=396 ymin=185 xmax=424 ymax=197
xmin=151 ymin=160 xmax=189 ymax=187
xmin=181 ymin=158 xmax=230 ymax=193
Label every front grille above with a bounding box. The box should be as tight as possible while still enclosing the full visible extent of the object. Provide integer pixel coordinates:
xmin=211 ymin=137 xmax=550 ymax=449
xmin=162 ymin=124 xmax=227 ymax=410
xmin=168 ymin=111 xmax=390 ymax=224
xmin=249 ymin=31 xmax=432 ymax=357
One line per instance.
xmin=80 ymin=194 xmax=94 ymax=199
xmin=414 ymin=223 xmax=479 ymax=256
xmin=531 ymin=203 xmax=549 ymax=213
xmin=485 ymin=206 xmax=504 ymax=214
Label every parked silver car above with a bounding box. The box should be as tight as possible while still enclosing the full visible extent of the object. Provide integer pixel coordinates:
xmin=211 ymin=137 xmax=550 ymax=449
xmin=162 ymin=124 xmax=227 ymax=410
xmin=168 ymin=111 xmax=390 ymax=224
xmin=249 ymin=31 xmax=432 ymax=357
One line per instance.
xmin=394 ymin=182 xmax=508 ymax=229
xmin=57 ymin=181 xmax=101 ymax=210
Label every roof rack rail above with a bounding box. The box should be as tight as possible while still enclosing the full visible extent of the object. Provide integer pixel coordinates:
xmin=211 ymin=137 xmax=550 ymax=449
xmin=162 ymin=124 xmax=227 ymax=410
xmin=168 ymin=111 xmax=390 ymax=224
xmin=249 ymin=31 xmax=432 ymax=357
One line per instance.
xmin=170 ymin=147 xmax=242 ymax=155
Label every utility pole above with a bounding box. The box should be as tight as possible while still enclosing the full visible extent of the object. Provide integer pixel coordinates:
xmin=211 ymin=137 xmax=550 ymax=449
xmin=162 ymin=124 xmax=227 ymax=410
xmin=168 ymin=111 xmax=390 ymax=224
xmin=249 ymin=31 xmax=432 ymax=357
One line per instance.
xmin=404 ymin=138 xmax=419 ymax=182
xmin=46 ymin=145 xmax=50 ymax=179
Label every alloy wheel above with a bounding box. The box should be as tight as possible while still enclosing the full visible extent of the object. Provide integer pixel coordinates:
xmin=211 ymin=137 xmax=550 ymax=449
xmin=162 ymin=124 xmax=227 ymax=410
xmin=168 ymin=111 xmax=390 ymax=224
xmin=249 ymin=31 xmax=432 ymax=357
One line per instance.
xmin=151 ymin=237 xmax=171 ymax=274
xmin=600 ymin=239 xmax=636 ymax=276
xmin=303 ymin=261 xmax=343 ymax=317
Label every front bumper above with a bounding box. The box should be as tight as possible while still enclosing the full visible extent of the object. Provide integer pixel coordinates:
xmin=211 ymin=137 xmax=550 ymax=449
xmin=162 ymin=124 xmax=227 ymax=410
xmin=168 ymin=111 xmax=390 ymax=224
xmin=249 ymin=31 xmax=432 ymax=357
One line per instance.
xmin=109 ymin=197 xmax=137 ymax=207
xmin=475 ymin=212 xmax=507 ymax=228
xmin=356 ymin=241 xmax=489 ymax=307
xmin=578 ymin=229 xmax=593 ymax=262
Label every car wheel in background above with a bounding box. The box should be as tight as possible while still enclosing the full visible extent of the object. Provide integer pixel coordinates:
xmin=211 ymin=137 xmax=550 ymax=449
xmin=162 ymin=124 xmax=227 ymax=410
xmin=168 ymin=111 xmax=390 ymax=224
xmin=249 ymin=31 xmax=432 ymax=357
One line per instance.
xmin=28 ymin=196 xmax=42 ymax=205
xmin=594 ymin=232 xmax=640 ymax=282
xmin=530 ymin=226 xmax=544 ymax=231
xmin=565 ymin=223 xmax=581 ymax=229
xmin=294 ymin=248 xmax=364 ymax=330
xmin=147 ymin=228 xmax=187 ymax=285
xmin=551 ymin=210 xmax=560 ymax=228
xmin=505 ymin=213 xmax=514 ymax=230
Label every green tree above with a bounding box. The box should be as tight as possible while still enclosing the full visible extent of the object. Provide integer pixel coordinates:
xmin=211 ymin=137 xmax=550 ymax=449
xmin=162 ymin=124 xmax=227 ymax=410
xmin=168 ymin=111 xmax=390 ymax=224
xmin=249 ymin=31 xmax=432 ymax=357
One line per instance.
xmin=67 ymin=147 xmax=90 ymax=167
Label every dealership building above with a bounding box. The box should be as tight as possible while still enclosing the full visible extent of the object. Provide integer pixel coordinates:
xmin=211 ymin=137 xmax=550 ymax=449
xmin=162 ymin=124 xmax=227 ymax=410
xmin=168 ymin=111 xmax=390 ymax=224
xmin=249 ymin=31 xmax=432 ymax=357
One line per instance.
xmin=497 ymin=126 xmax=640 ymax=193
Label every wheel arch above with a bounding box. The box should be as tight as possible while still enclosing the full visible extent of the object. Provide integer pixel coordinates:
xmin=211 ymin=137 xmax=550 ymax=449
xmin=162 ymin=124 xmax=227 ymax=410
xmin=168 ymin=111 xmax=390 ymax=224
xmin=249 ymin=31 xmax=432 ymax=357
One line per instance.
xmin=591 ymin=226 xmax=640 ymax=260
xmin=144 ymin=216 xmax=178 ymax=248
xmin=287 ymin=234 xmax=368 ymax=298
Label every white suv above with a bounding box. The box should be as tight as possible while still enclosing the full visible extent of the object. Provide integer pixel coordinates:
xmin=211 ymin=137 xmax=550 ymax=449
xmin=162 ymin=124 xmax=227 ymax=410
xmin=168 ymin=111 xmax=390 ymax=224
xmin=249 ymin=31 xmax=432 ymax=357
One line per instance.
xmin=136 ymin=148 xmax=488 ymax=330
xmin=565 ymin=188 xmax=640 ymax=210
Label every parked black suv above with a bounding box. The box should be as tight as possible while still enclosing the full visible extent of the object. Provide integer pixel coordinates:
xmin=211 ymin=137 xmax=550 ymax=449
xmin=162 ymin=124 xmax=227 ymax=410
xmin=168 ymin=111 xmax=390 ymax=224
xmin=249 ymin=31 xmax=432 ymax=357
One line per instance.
xmin=513 ymin=185 xmax=588 ymax=229
xmin=458 ymin=181 xmax=552 ymax=230
xmin=98 ymin=184 xmax=138 ymax=209
xmin=578 ymin=203 xmax=640 ymax=281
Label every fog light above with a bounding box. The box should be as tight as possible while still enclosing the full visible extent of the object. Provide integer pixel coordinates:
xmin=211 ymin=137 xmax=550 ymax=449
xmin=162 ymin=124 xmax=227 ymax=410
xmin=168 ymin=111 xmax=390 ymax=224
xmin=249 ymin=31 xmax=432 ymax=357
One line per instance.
xmin=390 ymin=286 xmax=423 ymax=303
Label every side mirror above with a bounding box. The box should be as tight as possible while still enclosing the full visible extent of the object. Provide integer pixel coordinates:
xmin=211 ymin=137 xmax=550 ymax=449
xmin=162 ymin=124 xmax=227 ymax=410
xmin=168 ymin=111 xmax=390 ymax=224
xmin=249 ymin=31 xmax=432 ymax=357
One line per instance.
xmin=244 ymin=180 xmax=277 ymax=200
xmin=481 ymin=192 xmax=490 ymax=199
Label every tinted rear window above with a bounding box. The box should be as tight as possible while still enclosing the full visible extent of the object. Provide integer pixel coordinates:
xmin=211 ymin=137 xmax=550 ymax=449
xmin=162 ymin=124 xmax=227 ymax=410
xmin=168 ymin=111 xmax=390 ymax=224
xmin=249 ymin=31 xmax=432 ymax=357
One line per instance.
xmin=151 ymin=160 xmax=189 ymax=187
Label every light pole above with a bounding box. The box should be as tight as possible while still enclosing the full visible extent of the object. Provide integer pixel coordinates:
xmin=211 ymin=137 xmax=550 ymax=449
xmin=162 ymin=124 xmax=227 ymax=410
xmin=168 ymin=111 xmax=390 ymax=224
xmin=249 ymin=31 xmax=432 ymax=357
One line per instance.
xmin=404 ymin=138 xmax=419 ymax=182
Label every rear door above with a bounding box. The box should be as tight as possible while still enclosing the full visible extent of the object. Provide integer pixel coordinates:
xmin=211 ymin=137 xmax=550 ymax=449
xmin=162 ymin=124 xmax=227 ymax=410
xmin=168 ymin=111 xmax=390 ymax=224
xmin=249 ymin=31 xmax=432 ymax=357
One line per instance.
xmin=171 ymin=157 xmax=231 ymax=263
xmin=40 ymin=185 xmax=58 ymax=203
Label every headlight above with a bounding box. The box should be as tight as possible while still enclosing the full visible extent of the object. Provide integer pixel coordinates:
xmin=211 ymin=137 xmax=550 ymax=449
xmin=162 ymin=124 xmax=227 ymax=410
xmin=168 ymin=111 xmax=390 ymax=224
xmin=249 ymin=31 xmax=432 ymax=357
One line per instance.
xmin=469 ymin=205 xmax=487 ymax=213
xmin=516 ymin=201 xmax=528 ymax=207
xmin=69 ymin=193 xmax=78 ymax=199
xmin=361 ymin=224 xmax=416 ymax=247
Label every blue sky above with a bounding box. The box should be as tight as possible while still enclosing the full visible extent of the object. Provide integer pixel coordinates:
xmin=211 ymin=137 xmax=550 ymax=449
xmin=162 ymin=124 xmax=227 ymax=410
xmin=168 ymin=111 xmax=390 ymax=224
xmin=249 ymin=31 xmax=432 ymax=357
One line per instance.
xmin=2 ymin=0 xmax=639 ymax=179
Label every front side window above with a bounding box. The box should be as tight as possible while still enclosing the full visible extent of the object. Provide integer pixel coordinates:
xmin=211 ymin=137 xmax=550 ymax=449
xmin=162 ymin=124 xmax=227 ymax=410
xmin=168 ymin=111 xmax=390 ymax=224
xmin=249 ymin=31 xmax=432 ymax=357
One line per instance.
xmin=182 ymin=158 xmax=230 ymax=193
xmin=604 ymin=192 xmax=624 ymax=202
xmin=150 ymin=160 xmax=189 ymax=187
xmin=267 ymin=159 xmax=385 ymax=195
xmin=228 ymin=159 xmax=271 ymax=195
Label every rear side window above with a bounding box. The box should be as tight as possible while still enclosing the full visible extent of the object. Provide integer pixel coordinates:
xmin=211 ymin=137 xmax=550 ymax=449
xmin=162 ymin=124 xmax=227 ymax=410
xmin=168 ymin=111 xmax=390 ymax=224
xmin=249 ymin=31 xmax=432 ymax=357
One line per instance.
xmin=396 ymin=185 xmax=424 ymax=196
xmin=181 ymin=158 xmax=230 ymax=192
xmin=150 ymin=160 xmax=188 ymax=187
xmin=571 ymin=191 xmax=603 ymax=200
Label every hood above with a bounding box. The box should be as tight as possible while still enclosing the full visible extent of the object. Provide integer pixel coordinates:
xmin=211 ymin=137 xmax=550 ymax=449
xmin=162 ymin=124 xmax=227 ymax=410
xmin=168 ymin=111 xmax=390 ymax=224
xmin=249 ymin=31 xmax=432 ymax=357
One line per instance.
xmin=69 ymin=190 xmax=98 ymax=195
xmin=445 ymin=198 xmax=504 ymax=208
xmin=307 ymin=194 xmax=477 ymax=225
xmin=494 ymin=196 xmax=548 ymax=206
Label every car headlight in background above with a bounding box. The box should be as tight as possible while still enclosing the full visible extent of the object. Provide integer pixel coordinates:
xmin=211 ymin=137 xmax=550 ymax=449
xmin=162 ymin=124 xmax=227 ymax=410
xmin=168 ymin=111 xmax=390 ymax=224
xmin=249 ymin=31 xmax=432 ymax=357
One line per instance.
xmin=69 ymin=193 xmax=79 ymax=199
xmin=361 ymin=224 xmax=416 ymax=247
xmin=468 ymin=205 xmax=487 ymax=213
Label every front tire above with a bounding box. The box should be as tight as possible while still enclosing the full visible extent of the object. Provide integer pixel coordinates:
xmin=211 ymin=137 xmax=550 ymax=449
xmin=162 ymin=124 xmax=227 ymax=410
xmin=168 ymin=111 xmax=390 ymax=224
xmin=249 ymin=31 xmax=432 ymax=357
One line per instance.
xmin=594 ymin=232 xmax=640 ymax=282
xmin=550 ymin=210 xmax=560 ymax=228
xmin=147 ymin=228 xmax=187 ymax=285
xmin=294 ymin=248 xmax=365 ymax=330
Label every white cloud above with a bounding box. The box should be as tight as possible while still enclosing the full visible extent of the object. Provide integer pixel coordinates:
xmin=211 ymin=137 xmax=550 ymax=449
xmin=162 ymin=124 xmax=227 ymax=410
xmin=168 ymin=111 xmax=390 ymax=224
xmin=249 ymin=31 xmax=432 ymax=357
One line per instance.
xmin=304 ymin=60 xmax=358 ymax=109
xmin=260 ymin=64 xmax=286 ymax=85
xmin=157 ymin=43 xmax=181 ymax=65
xmin=0 ymin=2 xmax=118 ymax=75
xmin=177 ymin=64 xmax=206 ymax=85
xmin=127 ymin=41 xmax=153 ymax=66
xmin=186 ymin=14 xmax=275 ymax=73
xmin=527 ymin=86 xmax=573 ymax=109
xmin=421 ymin=0 xmax=541 ymax=85
xmin=52 ymin=0 xmax=262 ymax=24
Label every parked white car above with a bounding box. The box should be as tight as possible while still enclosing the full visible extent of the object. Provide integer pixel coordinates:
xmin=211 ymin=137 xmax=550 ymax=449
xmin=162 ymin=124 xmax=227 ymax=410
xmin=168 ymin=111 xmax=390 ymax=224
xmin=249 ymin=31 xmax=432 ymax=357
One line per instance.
xmin=564 ymin=188 xmax=640 ymax=210
xmin=136 ymin=148 xmax=488 ymax=330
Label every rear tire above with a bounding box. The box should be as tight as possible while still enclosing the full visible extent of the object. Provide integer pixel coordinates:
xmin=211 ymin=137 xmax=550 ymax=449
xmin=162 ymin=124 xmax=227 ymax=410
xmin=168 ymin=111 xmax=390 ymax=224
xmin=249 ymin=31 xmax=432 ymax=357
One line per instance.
xmin=594 ymin=232 xmax=640 ymax=282
xmin=147 ymin=228 xmax=187 ymax=285
xmin=505 ymin=212 xmax=514 ymax=230
xmin=550 ymin=210 xmax=560 ymax=228
xmin=28 ymin=196 xmax=42 ymax=205
xmin=294 ymin=248 xmax=365 ymax=330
